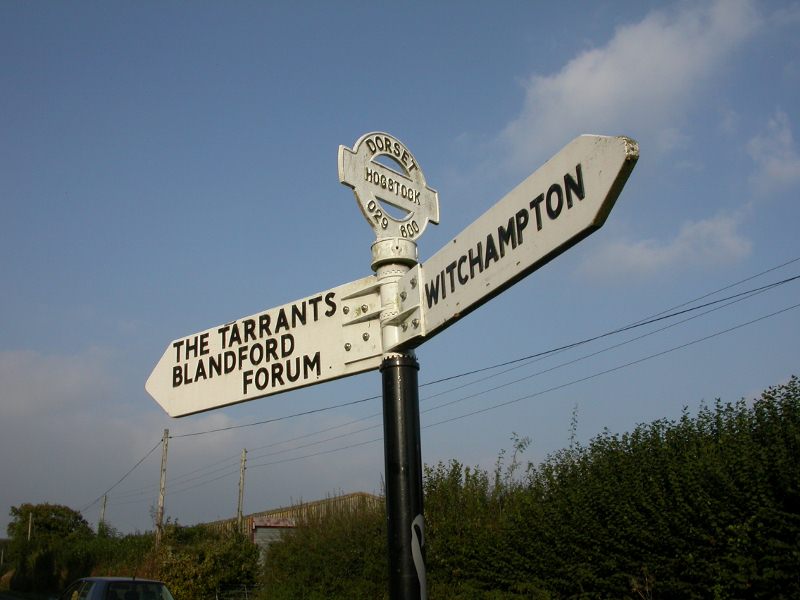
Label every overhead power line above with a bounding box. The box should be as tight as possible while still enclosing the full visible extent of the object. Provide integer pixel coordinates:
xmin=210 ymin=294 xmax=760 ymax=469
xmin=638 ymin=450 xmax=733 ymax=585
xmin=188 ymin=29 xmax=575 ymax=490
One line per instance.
xmin=419 ymin=277 xmax=789 ymax=417
xmin=170 ymin=393 xmax=381 ymax=439
xmin=232 ymin=278 xmax=796 ymax=467
xmin=80 ymin=438 xmax=162 ymax=512
xmin=424 ymin=301 xmax=800 ymax=429
xmin=112 ymin=268 xmax=800 ymax=501
xmin=246 ymin=300 xmax=800 ymax=470
xmin=86 ymin=258 xmax=800 ymax=511
xmin=170 ymin=271 xmax=800 ymax=439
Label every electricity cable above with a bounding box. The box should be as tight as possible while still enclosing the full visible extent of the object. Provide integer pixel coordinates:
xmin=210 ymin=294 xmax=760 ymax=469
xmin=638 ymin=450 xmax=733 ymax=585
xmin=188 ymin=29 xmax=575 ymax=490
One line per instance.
xmin=186 ymin=271 xmax=800 ymax=473
xmin=116 ymin=269 xmax=797 ymax=497
xmin=420 ymin=285 xmax=782 ymax=417
xmin=170 ymin=271 xmax=799 ymax=439
xmin=93 ymin=262 xmax=799 ymax=506
xmin=246 ymin=301 xmax=800 ymax=470
xmin=424 ymin=302 xmax=800 ymax=429
xmin=80 ymin=438 xmax=163 ymax=512
xmin=103 ymin=292 xmax=800 ymax=508
xmin=230 ymin=275 xmax=783 ymax=464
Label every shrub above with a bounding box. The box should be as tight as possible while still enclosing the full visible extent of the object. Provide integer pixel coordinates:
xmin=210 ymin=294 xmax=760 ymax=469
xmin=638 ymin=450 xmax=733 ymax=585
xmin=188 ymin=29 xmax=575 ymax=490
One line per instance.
xmin=260 ymin=496 xmax=387 ymax=599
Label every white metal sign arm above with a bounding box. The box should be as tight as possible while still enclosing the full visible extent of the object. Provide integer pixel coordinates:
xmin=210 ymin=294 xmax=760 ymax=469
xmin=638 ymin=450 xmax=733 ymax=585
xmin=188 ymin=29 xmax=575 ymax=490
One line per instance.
xmin=390 ymin=134 xmax=639 ymax=350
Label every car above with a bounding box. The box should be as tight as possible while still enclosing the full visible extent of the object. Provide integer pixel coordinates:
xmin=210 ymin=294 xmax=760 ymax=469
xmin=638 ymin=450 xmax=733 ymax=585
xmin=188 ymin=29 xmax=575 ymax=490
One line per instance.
xmin=58 ymin=577 xmax=176 ymax=600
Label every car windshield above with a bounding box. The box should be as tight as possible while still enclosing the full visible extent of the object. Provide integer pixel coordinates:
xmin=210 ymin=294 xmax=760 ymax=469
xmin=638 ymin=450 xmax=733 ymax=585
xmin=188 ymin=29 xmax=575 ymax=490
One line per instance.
xmin=105 ymin=582 xmax=175 ymax=600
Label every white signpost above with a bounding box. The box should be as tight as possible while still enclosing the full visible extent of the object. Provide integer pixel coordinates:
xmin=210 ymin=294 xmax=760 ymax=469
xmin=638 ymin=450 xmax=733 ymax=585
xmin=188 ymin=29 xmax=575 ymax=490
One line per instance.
xmin=145 ymin=131 xmax=638 ymax=600
xmin=391 ymin=135 xmax=639 ymax=349
xmin=146 ymin=134 xmax=637 ymax=416
xmin=146 ymin=275 xmax=384 ymax=417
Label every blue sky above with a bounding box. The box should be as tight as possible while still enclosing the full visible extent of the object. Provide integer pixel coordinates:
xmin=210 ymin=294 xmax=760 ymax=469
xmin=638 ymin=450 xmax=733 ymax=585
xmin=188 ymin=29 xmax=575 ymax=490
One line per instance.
xmin=2 ymin=0 xmax=799 ymax=534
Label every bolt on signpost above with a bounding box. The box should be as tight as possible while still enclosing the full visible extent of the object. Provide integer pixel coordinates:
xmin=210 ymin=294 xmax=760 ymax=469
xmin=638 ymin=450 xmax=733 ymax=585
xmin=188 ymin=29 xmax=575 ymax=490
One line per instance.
xmin=146 ymin=132 xmax=638 ymax=600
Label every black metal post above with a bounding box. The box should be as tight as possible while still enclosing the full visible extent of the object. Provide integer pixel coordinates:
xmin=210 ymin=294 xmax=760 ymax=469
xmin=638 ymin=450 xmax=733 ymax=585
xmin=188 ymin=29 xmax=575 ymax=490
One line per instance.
xmin=381 ymin=353 xmax=426 ymax=600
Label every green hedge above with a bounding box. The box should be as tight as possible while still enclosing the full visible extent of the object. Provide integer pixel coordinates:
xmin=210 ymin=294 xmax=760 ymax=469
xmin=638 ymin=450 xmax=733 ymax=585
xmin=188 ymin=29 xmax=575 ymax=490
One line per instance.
xmin=6 ymin=377 xmax=798 ymax=598
xmin=261 ymin=497 xmax=388 ymax=599
xmin=3 ymin=513 xmax=259 ymax=598
xmin=258 ymin=376 xmax=800 ymax=599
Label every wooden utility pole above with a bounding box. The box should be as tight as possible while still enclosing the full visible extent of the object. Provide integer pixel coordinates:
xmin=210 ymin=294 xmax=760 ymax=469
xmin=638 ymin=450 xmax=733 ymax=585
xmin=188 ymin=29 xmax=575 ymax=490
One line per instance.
xmin=155 ymin=428 xmax=169 ymax=547
xmin=99 ymin=494 xmax=107 ymax=530
xmin=237 ymin=448 xmax=247 ymax=533
xmin=27 ymin=512 xmax=33 ymax=541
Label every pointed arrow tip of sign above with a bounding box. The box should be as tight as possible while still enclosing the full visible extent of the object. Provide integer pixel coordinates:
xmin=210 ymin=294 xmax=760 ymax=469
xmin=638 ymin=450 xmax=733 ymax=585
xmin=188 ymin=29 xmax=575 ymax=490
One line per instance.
xmin=619 ymin=136 xmax=640 ymax=161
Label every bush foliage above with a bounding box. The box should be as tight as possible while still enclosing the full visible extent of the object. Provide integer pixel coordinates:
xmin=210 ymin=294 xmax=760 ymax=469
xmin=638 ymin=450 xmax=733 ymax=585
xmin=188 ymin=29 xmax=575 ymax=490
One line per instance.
xmin=259 ymin=376 xmax=800 ymax=599
xmin=261 ymin=496 xmax=387 ymax=599
xmin=5 ymin=377 xmax=798 ymax=598
xmin=3 ymin=509 xmax=259 ymax=597
xmin=156 ymin=525 xmax=260 ymax=598
xmin=5 ymin=503 xmax=94 ymax=592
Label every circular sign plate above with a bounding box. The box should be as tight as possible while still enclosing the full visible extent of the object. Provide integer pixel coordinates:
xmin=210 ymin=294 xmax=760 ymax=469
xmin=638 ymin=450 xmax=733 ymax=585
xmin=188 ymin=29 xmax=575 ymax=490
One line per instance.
xmin=339 ymin=132 xmax=439 ymax=240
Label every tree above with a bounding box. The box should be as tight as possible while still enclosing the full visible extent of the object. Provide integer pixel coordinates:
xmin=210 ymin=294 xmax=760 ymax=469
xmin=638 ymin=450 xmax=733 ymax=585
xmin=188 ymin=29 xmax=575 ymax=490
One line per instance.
xmin=7 ymin=502 xmax=92 ymax=542
xmin=6 ymin=503 xmax=93 ymax=592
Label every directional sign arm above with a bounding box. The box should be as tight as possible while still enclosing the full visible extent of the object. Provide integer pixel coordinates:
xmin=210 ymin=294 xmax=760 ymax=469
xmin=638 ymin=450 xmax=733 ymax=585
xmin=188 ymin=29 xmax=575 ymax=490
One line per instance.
xmin=389 ymin=135 xmax=639 ymax=350
xmin=146 ymin=275 xmax=384 ymax=417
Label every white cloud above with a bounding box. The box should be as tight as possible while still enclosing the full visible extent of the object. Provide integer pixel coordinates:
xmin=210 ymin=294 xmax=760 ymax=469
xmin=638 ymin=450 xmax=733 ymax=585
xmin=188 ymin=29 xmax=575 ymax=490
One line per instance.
xmin=718 ymin=108 xmax=741 ymax=136
xmin=492 ymin=1 xmax=765 ymax=281
xmin=0 ymin=348 xmax=116 ymax=418
xmin=580 ymin=213 xmax=752 ymax=279
xmin=747 ymin=110 xmax=800 ymax=194
xmin=499 ymin=0 xmax=760 ymax=171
